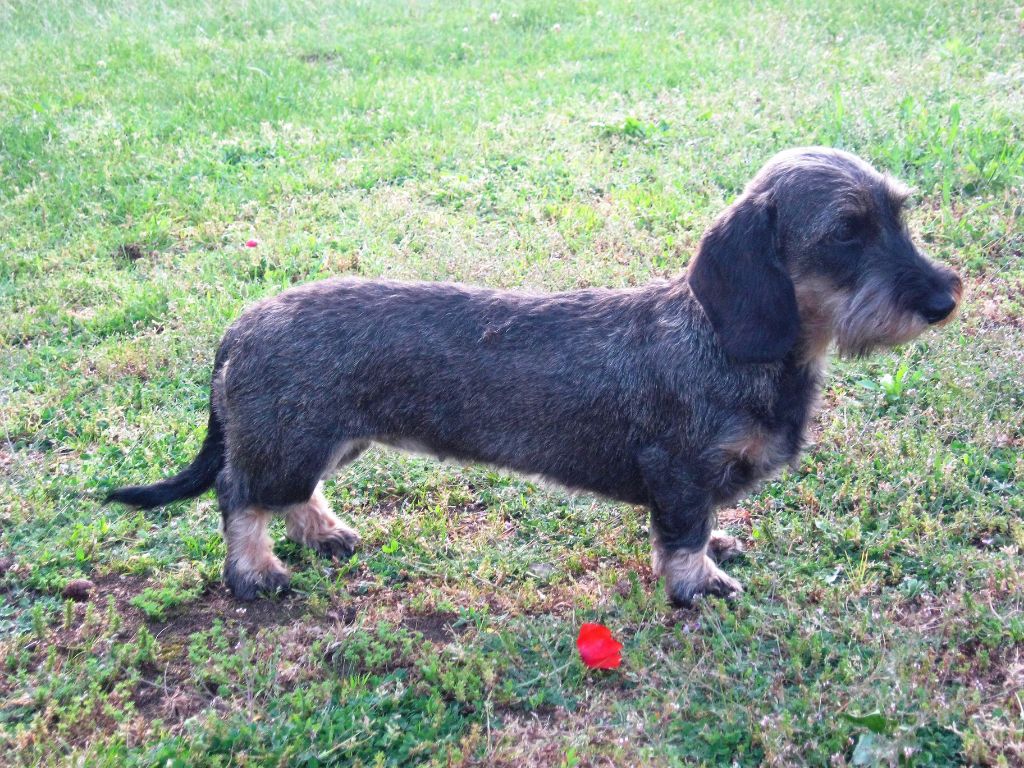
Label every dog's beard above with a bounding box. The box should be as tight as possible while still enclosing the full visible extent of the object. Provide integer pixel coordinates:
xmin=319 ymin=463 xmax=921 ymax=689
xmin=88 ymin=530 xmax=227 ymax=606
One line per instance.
xmin=833 ymin=278 xmax=929 ymax=357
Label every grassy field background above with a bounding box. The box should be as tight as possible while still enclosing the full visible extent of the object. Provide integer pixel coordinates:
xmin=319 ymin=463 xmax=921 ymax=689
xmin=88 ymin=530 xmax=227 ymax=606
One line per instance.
xmin=2 ymin=0 xmax=1023 ymax=765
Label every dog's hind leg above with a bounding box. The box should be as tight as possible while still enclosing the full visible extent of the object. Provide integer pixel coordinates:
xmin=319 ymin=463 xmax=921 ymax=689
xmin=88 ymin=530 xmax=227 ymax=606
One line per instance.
xmin=285 ymin=482 xmax=361 ymax=560
xmin=222 ymin=506 xmax=291 ymax=601
xmin=283 ymin=438 xmax=366 ymax=559
xmin=707 ymin=531 xmax=744 ymax=564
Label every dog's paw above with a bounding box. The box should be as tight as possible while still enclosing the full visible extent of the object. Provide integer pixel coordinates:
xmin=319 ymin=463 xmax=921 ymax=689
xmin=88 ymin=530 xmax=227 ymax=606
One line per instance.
xmin=311 ymin=528 xmax=360 ymax=561
xmin=224 ymin=560 xmax=291 ymax=601
xmin=707 ymin=530 xmax=745 ymax=564
xmin=661 ymin=551 xmax=743 ymax=608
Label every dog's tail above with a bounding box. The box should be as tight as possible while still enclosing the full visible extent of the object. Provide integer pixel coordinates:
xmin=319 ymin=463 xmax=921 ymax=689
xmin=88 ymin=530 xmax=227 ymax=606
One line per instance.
xmin=106 ymin=406 xmax=225 ymax=509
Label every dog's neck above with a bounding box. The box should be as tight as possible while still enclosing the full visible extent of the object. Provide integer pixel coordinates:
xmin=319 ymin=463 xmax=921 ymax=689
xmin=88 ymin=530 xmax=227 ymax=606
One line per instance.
xmin=793 ymin=276 xmax=844 ymax=368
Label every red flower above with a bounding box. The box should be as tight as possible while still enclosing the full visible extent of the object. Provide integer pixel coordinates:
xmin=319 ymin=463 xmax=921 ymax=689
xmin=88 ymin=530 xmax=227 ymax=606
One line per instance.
xmin=576 ymin=623 xmax=623 ymax=669
xmin=244 ymin=239 xmax=259 ymax=248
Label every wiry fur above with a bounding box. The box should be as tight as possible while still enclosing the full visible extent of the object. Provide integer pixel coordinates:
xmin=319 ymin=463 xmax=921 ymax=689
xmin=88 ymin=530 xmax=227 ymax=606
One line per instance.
xmin=107 ymin=147 xmax=961 ymax=606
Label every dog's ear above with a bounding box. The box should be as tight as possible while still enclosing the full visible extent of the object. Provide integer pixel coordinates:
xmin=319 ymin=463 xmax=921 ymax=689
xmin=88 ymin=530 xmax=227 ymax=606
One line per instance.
xmin=688 ymin=194 xmax=799 ymax=363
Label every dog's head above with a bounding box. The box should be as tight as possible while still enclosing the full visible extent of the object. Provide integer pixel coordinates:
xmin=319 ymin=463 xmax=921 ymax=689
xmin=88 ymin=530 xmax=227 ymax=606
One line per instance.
xmin=688 ymin=147 xmax=962 ymax=363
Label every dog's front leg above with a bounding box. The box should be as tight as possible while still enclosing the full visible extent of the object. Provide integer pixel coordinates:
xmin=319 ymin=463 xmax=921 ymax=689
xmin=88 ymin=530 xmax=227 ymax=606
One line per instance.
xmin=639 ymin=446 xmax=743 ymax=607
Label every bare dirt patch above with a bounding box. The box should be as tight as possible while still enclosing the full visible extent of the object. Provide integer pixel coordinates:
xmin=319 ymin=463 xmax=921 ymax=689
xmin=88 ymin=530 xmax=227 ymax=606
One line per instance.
xmin=151 ymin=586 xmax=308 ymax=640
xmin=401 ymin=611 xmax=465 ymax=643
xmin=86 ymin=572 xmax=309 ymax=639
xmin=57 ymin=573 xmax=317 ymax=730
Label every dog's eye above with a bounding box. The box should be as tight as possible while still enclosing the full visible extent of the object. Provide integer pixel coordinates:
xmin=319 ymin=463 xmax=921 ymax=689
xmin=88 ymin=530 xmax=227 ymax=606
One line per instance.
xmin=832 ymin=221 xmax=861 ymax=246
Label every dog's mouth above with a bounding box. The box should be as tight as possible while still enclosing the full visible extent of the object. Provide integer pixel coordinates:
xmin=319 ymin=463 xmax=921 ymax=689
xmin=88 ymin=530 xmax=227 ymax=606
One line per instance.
xmin=836 ymin=316 xmax=929 ymax=357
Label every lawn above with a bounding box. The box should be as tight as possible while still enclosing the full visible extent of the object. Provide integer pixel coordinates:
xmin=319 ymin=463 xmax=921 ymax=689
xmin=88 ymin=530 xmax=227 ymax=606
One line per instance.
xmin=1 ymin=0 xmax=1022 ymax=765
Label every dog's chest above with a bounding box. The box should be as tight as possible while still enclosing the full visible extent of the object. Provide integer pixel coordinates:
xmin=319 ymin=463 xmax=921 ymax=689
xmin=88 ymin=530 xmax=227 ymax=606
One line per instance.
xmin=711 ymin=362 xmax=820 ymax=498
xmin=713 ymin=421 xmax=799 ymax=498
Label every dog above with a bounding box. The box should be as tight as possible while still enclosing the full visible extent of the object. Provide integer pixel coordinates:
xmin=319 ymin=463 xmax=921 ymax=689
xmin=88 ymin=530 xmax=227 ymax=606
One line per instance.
xmin=107 ymin=147 xmax=962 ymax=606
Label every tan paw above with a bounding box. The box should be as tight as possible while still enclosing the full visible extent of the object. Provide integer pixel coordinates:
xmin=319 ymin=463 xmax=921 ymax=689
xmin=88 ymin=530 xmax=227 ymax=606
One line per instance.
xmin=285 ymin=488 xmax=361 ymax=560
xmin=310 ymin=526 xmax=361 ymax=560
xmin=657 ymin=548 xmax=743 ymax=608
xmin=707 ymin=530 xmax=745 ymax=564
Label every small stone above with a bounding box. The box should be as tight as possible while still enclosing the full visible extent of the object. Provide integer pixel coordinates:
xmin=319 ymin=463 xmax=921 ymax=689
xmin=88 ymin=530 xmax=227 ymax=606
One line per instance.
xmin=527 ymin=562 xmax=556 ymax=581
xmin=62 ymin=579 xmax=95 ymax=602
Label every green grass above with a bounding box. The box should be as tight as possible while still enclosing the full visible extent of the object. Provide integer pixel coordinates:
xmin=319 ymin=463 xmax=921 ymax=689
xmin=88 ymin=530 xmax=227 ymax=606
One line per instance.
xmin=1 ymin=0 xmax=1022 ymax=765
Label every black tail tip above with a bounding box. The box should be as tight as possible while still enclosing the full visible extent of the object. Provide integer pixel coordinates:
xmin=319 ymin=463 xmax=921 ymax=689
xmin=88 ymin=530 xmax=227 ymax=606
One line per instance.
xmin=105 ymin=485 xmax=159 ymax=510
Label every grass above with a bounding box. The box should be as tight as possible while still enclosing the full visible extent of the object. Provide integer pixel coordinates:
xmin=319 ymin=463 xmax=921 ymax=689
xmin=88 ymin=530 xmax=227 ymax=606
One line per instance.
xmin=1 ymin=0 xmax=1022 ymax=765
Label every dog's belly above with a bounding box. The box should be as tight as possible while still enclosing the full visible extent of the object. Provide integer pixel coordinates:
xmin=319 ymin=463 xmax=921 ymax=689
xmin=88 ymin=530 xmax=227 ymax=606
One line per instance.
xmin=371 ymin=433 xmax=650 ymax=506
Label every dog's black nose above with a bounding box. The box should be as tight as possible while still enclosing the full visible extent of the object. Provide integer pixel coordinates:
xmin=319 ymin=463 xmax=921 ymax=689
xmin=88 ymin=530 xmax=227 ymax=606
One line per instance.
xmin=921 ymin=292 xmax=957 ymax=324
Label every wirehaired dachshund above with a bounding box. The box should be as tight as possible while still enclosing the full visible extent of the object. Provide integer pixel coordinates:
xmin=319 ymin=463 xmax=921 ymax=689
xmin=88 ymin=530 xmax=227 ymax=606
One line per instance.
xmin=108 ymin=147 xmax=962 ymax=606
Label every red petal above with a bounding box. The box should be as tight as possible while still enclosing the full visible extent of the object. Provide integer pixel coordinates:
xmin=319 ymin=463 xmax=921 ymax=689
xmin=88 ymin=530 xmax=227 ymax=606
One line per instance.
xmin=587 ymin=650 xmax=622 ymax=669
xmin=245 ymin=239 xmax=259 ymax=248
xmin=576 ymin=623 xmax=623 ymax=669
